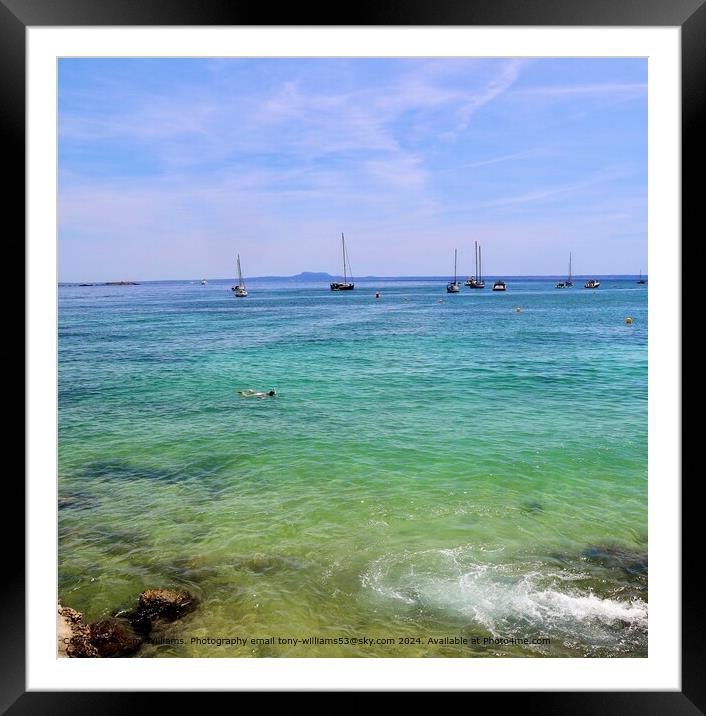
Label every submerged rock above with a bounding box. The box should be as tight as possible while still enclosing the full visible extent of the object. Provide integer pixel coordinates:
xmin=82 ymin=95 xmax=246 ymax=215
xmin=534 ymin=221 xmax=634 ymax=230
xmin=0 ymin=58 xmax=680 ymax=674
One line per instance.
xmin=89 ymin=618 xmax=143 ymax=657
xmin=235 ymin=552 xmax=304 ymax=574
xmin=58 ymin=490 xmax=97 ymax=512
xmin=124 ymin=588 xmax=199 ymax=635
xmin=245 ymin=553 xmax=279 ymax=573
xmin=581 ymin=545 xmax=648 ymax=576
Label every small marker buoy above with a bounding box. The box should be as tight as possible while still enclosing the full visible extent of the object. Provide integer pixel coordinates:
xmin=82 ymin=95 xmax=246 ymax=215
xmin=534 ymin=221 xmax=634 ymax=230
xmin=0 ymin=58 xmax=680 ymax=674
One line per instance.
xmin=515 ymin=307 xmax=522 ymax=313
xmin=375 ymin=292 xmax=380 ymax=299
xmin=438 ymin=298 xmax=443 ymax=303
xmin=626 ymin=316 xmax=633 ymax=325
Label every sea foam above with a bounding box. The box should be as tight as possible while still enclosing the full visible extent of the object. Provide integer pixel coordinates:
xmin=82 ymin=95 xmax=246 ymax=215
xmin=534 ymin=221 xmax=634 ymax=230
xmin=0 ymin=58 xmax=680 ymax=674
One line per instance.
xmin=362 ymin=547 xmax=647 ymax=650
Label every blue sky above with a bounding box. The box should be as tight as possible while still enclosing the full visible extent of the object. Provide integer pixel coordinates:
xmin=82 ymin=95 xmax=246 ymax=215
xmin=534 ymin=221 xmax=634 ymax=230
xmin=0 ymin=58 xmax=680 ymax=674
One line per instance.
xmin=58 ymin=58 xmax=647 ymax=281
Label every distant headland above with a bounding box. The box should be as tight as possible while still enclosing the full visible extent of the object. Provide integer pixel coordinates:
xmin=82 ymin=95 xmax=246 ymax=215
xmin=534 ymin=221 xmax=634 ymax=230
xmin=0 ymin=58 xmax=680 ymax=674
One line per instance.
xmin=290 ymin=272 xmax=333 ymax=280
xmin=68 ymin=281 xmax=141 ymax=287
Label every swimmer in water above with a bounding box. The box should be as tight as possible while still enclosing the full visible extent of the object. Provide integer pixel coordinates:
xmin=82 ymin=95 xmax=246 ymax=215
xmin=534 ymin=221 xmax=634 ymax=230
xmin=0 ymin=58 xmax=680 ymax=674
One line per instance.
xmin=238 ymin=388 xmax=277 ymax=398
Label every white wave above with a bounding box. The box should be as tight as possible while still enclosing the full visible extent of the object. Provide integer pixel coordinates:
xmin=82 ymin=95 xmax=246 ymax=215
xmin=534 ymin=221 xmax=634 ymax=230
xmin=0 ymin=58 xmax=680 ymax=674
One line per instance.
xmin=362 ymin=549 xmax=647 ymax=644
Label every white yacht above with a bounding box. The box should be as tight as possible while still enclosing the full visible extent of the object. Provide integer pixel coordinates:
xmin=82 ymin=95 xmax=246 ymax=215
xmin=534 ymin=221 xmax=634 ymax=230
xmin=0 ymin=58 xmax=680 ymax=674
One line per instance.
xmin=232 ymin=254 xmax=248 ymax=297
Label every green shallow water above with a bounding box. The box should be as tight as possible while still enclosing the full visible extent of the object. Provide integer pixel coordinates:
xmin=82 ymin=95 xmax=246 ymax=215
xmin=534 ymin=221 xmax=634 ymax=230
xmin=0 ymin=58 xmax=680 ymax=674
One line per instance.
xmin=58 ymin=278 xmax=648 ymax=657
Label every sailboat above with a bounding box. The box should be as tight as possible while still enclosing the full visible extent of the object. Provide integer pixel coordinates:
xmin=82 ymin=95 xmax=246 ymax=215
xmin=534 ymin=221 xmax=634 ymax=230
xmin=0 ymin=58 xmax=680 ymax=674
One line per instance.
xmin=637 ymin=269 xmax=646 ymax=284
xmin=557 ymin=252 xmax=574 ymax=288
xmin=565 ymin=253 xmax=574 ymax=287
xmin=447 ymin=249 xmax=461 ymax=293
xmin=231 ymin=254 xmax=248 ymax=297
xmin=466 ymin=241 xmax=485 ymax=288
xmin=330 ymin=233 xmax=354 ymax=290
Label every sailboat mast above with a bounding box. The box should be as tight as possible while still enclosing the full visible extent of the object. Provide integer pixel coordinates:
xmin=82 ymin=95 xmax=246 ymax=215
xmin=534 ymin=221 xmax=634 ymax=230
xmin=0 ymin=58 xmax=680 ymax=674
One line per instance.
xmin=474 ymin=241 xmax=478 ymax=281
xmin=341 ymin=233 xmax=346 ymax=283
xmin=569 ymin=252 xmax=572 ymax=282
xmin=479 ymin=245 xmax=482 ymax=281
xmin=345 ymin=241 xmax=353 ymax=283
xmin=454 ymin=248 xmax=457 ymax=283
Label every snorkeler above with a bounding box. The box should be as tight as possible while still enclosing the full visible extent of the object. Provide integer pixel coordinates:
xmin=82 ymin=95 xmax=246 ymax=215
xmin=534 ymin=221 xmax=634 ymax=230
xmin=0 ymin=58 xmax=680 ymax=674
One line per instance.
xmin=238 ymin=388 xmax=277 ymax=398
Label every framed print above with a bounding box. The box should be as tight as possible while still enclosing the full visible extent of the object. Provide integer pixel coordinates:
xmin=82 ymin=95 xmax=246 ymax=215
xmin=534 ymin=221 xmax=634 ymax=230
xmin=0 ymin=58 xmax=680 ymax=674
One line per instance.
xmin=6 ymin=0 xmax=701 ymax=710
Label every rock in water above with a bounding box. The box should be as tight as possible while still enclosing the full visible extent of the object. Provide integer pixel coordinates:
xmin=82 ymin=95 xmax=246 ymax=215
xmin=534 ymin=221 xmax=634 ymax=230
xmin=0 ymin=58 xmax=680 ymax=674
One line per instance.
xmin=581 ymin=545 xmax=648 ymax=575
xmin=59 ymin=588 xmax=199 ymax=656
xmin=126 ymin=588 xmax=199 ymax=633
xmin=58 ymin=605 xmax=97 ymax=658
xmin=521 ymin=500 xmax=544 ymax=514
xmin=245 ymin=552 xmax=278 ymax=573
xmin=139 ymin=588 xmax=198 ymax=618
xmin=89 ymin=618 xmax=143 ymax=657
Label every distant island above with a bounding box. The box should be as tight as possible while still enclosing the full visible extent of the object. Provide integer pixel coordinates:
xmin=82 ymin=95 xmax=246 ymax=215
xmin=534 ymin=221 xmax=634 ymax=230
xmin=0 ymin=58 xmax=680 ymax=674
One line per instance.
xmin=70 ymin=281 xmax=140 ymax=286
xmin=291 ymin=272 xmax=333 ymax=280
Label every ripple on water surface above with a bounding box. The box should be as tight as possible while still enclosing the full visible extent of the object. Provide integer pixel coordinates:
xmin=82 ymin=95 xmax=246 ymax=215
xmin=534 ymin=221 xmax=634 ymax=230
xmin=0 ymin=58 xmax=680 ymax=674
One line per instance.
xmin=59 ymin=280 xmax=648 ymax=656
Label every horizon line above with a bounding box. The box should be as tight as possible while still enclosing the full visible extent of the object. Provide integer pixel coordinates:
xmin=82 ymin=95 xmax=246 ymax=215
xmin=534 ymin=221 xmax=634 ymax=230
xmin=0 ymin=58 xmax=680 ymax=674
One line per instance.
xmin=59 ymin=273 xmax=648 ymax=285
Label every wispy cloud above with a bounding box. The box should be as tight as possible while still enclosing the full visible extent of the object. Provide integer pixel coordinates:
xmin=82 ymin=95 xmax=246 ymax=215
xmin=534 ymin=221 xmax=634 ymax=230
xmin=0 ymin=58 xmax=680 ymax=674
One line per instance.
xmin=516 ymin=82 xmax=647 ymax=98
xmin=473 ymin=166 xmax=640 ymax=211
xmin=58 ymin=58 xmax=648 ymax=280
xmin=449 ymin=58 xmax=527 ymax=138
xmin=441 ymin=146 xmax=554 ymax=173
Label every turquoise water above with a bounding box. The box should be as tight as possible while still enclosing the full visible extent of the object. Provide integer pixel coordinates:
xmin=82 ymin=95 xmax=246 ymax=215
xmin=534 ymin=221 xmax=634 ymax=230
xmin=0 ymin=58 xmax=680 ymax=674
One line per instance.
xmin=58 ymin=278 xmax=647 ymax=657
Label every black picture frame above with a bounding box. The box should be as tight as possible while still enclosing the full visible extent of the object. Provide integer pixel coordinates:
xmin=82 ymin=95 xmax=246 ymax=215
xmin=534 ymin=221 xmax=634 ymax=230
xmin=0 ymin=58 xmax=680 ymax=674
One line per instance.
xmin=6 ymin=0 xmax=699 ymax=711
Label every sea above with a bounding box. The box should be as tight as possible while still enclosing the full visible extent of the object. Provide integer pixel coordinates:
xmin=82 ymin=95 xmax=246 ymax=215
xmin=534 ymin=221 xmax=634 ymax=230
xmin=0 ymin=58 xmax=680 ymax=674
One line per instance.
xmin=58 ymin=276 xmax=648 ymax=657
